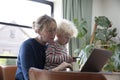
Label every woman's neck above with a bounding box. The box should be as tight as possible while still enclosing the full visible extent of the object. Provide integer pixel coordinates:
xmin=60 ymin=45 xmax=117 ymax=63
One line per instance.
xmin=35 ymin=36 xmax=46 ymax=45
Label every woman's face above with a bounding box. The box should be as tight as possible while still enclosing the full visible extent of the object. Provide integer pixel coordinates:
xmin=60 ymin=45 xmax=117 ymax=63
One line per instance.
xmin=39 ymin=22 xmax=57 ymax=43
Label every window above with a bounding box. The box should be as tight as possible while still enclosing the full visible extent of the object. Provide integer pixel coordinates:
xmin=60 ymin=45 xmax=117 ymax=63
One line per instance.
xmin=0 ymin=0 xmax=53 ymax=65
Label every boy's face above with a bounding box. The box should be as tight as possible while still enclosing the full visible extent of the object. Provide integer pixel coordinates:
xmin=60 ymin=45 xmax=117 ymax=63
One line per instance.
xmin=57 ymin=33 xmax=71 ymax=45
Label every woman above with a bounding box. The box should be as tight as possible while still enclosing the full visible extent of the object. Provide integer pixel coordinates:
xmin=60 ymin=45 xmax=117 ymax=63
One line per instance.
xmin=15 ymin=15 xmax=73 ymax=80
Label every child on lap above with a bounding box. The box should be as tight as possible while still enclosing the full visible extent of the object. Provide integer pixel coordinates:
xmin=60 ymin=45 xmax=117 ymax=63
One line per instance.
xmin=45 ymin=19 xmax=78 ymax=71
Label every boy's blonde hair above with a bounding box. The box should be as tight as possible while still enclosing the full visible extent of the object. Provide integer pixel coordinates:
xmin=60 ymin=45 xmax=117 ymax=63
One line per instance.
xmin=57 ymin=19 xmax=78 ymax=38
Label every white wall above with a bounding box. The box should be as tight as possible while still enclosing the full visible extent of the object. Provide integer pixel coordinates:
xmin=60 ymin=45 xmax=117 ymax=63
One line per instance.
xmin=92 ymin=0 xmax=120 ymax=36
xmin=54 ymin=0 xmax=120 ymax=39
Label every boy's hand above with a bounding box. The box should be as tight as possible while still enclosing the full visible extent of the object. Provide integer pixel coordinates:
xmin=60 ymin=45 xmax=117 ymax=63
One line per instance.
xmin=72 ymin=57 xmax=77 ymax=62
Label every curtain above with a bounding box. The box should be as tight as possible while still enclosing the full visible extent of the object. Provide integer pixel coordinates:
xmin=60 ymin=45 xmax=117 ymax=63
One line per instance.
xmin=62 ymin=0 xmax=93 ymax=56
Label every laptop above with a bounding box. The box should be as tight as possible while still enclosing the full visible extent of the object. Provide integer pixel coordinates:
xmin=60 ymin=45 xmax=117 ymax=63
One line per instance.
xmin=80 ymin=48 xmax=112 ymax=72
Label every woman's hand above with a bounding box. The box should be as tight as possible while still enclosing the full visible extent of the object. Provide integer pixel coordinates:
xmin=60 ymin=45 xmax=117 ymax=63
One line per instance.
xmin=52 ymin=62 xmax=73 ymax=71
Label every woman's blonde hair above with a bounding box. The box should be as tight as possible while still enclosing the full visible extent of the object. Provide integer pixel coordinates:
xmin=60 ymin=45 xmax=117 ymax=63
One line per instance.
xmin=57 ymin=19 xmax=78 ymax=38
xmin=33 ymin=15 xmax=56 ymax=31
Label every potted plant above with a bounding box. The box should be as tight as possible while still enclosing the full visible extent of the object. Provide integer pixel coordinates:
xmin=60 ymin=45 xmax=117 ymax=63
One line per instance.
xmin=73 ymin=18 xmax=94 ymax=70
xmin=73 ymin=16 xmax=120 ymax=72
xmin=93 ymin=16 xmax=120 ymax=72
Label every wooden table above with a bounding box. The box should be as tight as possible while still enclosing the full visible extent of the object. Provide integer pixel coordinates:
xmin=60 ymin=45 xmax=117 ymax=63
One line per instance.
xmin=29 ymin=67 xmax=120 ymax=80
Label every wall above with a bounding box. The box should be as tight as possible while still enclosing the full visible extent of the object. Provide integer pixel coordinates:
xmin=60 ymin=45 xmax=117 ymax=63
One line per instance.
xmin=92 ymin=0 xmax=120 ymax=39
xmin=54 ymin=0 xmax=120 ymax=42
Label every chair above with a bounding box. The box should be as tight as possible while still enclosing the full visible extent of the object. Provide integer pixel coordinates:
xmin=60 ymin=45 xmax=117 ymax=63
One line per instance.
xmin=2 ymin=65 xmax=17 ymax=80
xmin=29 ymin=67 xmax=107 ymax=80
xmin=0 ymin=66 xmax=3 ymax=80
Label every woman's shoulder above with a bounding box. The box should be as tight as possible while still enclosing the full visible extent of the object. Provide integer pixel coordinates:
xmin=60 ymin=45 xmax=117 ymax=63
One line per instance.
xmin=21 ymin=38 xmax=37 ymax=46
xmin=23 ymin=38 xmax=34 ymax=43
xmin=20 ymin=38 xmax=40 ymax=50
xmin=22 ymin=38 xmax=46 ymax=48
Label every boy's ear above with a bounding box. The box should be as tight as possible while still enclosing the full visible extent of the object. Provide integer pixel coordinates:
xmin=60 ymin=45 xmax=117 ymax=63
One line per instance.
xmin=57 ymin=33 xmax=62 ymax=37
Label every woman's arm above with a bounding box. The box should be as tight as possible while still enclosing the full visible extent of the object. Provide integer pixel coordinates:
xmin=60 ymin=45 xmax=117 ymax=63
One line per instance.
xmin=19 ymin=43 xmax=35 ymax=80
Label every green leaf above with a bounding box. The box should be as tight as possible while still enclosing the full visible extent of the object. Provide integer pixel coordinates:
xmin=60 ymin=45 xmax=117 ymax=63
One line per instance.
xmin=95 ymin=16 xmax=111 ymax=28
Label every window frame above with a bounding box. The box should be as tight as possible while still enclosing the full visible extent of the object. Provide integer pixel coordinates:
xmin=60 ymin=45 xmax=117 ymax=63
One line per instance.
xmin=0 ymin=0 xmax=54 ymax=59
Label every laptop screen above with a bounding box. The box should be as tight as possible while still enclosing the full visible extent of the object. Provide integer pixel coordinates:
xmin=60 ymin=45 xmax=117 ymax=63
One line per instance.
xmin=80 ymin=48 xmax=112 ymax=72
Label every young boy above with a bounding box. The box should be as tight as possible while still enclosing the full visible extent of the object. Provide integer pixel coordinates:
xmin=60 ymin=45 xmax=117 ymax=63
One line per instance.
xmin=44 ymin=19 xmax=78 ymax=71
